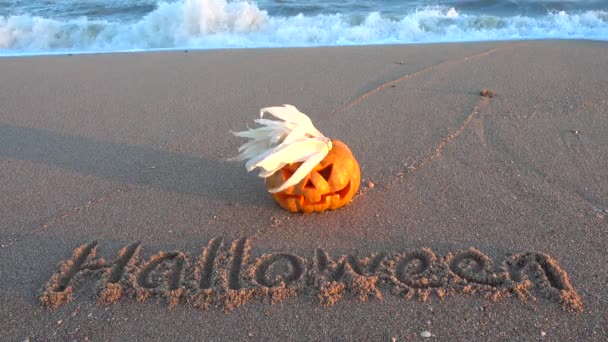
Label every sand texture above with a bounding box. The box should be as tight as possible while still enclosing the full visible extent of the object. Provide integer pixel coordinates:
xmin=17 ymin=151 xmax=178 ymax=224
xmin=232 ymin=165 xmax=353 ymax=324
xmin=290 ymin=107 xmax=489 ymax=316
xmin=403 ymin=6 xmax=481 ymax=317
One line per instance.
xmin=1 ymin=40 xmax=607 ymax=340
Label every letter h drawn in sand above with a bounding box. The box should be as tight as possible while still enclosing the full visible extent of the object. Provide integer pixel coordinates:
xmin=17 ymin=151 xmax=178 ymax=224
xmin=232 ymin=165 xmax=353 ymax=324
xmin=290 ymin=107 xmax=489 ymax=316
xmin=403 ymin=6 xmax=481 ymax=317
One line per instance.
xmin=40 ymin=241 xmax=140 ymax=308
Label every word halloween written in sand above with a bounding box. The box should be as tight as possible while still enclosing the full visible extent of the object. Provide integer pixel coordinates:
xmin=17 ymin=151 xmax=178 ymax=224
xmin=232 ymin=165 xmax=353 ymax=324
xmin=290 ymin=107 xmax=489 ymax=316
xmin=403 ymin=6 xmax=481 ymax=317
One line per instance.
xmin=40 ymin=238 xmax=583 ymax=312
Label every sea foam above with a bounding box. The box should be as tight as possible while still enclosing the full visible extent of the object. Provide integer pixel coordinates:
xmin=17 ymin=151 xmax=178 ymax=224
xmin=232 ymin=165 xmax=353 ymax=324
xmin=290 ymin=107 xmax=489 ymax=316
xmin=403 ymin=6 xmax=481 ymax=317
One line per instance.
xmin=1 ymin=0 xmax=607 ymax=55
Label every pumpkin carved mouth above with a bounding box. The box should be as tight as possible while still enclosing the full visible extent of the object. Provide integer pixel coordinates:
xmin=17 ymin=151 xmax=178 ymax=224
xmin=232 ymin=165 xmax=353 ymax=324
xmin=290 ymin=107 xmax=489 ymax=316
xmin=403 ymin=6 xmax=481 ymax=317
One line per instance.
xmin=276 ymin=180 xmax=352 ymax=206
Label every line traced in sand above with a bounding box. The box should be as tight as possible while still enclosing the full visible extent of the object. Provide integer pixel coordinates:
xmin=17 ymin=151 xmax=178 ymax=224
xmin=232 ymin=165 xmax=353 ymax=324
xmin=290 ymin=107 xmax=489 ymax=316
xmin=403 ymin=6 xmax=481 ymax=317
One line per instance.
xmin=333 ymin=43 xmax=523 ymax=114
xmin=402 ymin=97 xmax=491 ymax=178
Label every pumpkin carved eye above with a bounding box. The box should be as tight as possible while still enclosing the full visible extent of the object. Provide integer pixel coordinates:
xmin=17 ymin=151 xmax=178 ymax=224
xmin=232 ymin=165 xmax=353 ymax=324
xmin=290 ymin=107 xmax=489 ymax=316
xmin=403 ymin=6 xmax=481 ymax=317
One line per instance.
xmin=318 ymin=164 xmax=332 ymax=181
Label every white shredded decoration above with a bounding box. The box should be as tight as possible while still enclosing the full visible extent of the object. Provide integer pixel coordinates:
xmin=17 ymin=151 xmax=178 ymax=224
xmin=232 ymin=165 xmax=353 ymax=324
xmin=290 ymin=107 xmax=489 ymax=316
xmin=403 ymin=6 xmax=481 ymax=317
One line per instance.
xmin=230 ymin=104 xmax=332 ymax=193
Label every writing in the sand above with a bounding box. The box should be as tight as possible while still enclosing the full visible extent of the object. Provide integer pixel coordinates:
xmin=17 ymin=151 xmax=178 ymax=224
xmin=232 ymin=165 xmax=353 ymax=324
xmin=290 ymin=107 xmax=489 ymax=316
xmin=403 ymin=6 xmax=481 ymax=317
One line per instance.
xmin=40 ymin=238 xmax=583 ymax=312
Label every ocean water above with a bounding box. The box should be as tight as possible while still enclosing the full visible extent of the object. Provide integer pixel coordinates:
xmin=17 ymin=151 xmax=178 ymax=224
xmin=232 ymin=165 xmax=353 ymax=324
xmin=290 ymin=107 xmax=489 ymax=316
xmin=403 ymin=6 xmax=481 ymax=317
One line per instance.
xmin=1 ymin=0 xmax=607 ymax=55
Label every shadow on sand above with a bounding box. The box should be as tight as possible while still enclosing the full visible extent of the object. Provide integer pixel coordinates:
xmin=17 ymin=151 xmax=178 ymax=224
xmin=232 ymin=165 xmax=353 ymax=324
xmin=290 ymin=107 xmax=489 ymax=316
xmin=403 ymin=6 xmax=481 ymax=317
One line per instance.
xmin=0 ymin=124 xmax=272 ymax=207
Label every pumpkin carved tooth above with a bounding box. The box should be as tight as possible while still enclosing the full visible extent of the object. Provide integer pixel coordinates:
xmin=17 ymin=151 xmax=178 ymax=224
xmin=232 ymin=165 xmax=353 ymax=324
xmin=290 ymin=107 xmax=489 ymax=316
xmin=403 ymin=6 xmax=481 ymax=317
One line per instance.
xmin=232 ymin=105 xmax=360 ymax=213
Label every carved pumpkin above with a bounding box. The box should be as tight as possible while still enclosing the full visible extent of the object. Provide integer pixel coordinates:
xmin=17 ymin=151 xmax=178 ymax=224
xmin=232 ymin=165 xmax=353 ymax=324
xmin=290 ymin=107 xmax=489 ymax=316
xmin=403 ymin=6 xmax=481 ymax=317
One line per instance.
xmin=265 ymin=140 xmax=360 ymax=213
xmin=232 ymin=105 xmax=361 ymax=213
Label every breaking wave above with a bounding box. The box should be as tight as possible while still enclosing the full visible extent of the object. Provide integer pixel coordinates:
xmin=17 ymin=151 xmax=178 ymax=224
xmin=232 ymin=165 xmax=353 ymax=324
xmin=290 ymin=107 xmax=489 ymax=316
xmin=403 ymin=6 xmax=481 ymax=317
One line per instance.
xmin=1 ymin=0 xmax=607 ymax=55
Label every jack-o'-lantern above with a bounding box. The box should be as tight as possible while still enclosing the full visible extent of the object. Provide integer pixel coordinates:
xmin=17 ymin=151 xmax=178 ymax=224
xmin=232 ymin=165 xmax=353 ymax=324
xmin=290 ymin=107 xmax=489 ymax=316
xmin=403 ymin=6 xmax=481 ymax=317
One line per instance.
xmin=231 ymin=105 xmax=360 ymax=213
xmin=265 ymin=140 xmax=360 ymax=212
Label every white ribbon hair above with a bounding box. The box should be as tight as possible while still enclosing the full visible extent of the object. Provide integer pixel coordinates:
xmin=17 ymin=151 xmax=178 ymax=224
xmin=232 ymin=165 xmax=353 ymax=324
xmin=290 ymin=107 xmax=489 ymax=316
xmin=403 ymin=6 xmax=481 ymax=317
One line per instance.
xmin=231 ymin=105 xmax=332 ymax=193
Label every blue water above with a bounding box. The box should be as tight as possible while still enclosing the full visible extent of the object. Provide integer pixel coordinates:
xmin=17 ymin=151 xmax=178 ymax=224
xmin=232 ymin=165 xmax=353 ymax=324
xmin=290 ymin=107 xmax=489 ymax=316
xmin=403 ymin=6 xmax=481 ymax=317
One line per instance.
xmin=1 ymin=0 xmax=607 ymax=55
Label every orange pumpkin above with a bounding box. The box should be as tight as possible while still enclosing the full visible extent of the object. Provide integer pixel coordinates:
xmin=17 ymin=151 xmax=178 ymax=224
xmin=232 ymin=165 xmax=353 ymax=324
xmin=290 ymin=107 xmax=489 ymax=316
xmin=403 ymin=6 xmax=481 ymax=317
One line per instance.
xmin=265 ymin=140 xmax=360 ymax=213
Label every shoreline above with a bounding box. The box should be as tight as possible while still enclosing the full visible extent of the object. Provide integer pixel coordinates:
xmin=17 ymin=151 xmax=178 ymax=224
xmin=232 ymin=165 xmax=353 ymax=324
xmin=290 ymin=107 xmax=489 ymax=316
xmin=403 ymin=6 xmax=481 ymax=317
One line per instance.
xmin=1 ymin=38 xmax=607 ymax=58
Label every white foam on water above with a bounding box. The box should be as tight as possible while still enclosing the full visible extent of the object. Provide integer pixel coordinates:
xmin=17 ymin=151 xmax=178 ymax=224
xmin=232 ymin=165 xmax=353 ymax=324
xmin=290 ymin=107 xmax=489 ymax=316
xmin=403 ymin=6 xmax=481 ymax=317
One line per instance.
xmin=1 ymin=0 xmax=607 ymax=55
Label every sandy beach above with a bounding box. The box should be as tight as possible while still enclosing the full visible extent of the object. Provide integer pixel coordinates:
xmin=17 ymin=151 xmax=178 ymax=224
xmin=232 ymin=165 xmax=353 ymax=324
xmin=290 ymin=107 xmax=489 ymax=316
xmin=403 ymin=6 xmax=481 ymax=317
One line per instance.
xmin=1 ymin=40 xmax=607 ymax=340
